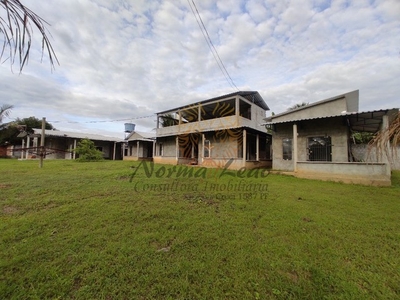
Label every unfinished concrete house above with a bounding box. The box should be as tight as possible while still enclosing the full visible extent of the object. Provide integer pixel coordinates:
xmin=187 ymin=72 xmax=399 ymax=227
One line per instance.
xmin=22 ymin=129 xmax=122 ymax=160
xmin=264 ymin=90 xmax=399 ymax=186
xmin=123 ymin=130 xmax=155 ymax=161
xmin=154 ymin=91 xmax=272 ymax=170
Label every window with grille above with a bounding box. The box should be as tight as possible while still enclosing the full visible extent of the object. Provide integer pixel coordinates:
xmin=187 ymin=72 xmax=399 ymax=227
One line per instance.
xmin=307 ymin=136 xmax=332 ymax=161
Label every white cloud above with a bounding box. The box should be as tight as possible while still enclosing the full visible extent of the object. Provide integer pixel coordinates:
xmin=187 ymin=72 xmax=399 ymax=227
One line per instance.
xmin=0 ymin=0 xmax=398 ymax=136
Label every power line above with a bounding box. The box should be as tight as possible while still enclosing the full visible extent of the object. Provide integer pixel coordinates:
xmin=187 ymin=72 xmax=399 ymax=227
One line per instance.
xmin=187 ymin=0 xmax=239 ymax=91
xmin=10 ymin=114 xmax=156 ymax=124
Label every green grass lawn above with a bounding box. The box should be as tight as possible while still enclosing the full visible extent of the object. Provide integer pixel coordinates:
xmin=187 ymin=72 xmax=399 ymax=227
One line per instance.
xmin=1 ymin=159 xmax=399 ymax=299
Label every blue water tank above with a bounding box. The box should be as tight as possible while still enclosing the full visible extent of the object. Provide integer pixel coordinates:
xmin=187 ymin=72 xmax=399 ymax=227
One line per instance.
xmin=124 ymin=123 xmax=135 ymax=133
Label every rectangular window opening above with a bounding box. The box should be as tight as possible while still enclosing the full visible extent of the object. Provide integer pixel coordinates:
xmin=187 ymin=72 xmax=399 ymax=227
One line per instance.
xmin=307 ymin=136 xmax=332 ymax=161
xmin=282 ymin=138 xmax=292 ymax=160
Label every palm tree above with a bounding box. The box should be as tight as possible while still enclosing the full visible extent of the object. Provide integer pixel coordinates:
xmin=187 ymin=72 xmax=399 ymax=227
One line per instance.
xmin=0 ymin=0 xmax=58 ymax=71
xmin=0 ymin=104 xmax=13 ymax=124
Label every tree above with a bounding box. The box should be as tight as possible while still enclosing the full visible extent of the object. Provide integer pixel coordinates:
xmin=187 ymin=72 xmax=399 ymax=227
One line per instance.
xmin=0 ymin=116 xmax=53 ymax=145
xmin=287 ymin=102 xmax=309 ymax=111
xmin=74 ymin=138 xmax=104 ymax=162
xmin=351 ymin=131 xmax=374 ymax=144
xmin=160 ymin=113 xmax=178 ymax=127
xmin=0 ymin=104 xmax=13 ymax=124
xmin=0 ymin=0 xmax=58 ymax=71
xmin=14 ymin=116 xmax=53 ymax=132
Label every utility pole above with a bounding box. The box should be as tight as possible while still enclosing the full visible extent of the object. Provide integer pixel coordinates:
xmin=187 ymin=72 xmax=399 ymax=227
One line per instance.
xmin=39 ymin=117 xmax=46 ymax=168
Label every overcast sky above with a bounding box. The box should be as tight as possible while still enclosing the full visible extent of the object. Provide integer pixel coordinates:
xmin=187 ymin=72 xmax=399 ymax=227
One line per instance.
xmin=0 ymin=0 xmax=399 ymax=137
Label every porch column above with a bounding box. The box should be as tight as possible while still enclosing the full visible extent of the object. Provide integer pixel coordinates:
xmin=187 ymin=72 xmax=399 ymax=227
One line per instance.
xmin=137 ymin=141 xmax=140 ymax=158
xmin=381 ymin=115 xmax=390 ymax=169
xmin=152 ymin=141 xmax=156 ymax=157
xmin=293 ymin=123 xmax=298 ymax=172
xmin=113 ymin=142 xmax=116 ymax=160
xmin=198 ymin=105 xmax=201 ymax=122
xmin=243 ymin=129 xmax=247 ymax=163
xmin=176 ymin=136 xmax=179 ymax=163
xmin=73 ymin=139 xmax=77 ymax=159
xmin=21 ymin=139 xmax=25 ymax=159
xmin=26 ymin=135 xmax=30 ymax=159
xmin=256 ymin=134 xmax=259 ymax=161
xmin=201 ymin=134 xmax=205 ymax=164
xmin=235 ymin=96 xmax=240 ymax=123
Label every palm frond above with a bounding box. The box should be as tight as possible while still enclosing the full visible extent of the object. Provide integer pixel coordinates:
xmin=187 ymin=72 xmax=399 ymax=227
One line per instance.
xmin=368 ymin=111 xmax=400 ymax=161
xmin=0 ymin=104 xmax=14 ymax=123
xmin=0 ymin=0 xmax=59 ymax=72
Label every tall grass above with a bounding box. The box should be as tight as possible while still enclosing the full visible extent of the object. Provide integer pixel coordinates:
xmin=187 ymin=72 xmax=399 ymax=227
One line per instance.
xmin=1 ymin=159 xmax=399 ymax=299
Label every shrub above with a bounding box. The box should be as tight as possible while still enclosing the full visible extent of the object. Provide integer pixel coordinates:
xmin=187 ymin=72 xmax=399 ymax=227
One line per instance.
xmin=74 ymin=138 xmax=104 ymax=162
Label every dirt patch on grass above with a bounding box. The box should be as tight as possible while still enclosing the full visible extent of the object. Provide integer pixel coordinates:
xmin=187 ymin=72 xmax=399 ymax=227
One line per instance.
xmin=2 ymin=206 xmax=18 ymax=215
xmin=0 ymin=184 xmax=12 ymax=189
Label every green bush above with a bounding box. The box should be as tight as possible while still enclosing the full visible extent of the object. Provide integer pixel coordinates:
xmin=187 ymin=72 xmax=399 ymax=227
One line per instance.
xmin=74 ymin=138 xmax=104 ymax=162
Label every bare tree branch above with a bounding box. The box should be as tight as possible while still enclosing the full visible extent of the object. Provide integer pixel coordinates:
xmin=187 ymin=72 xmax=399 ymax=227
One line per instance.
xmin=0 ymin=0 xmax=59 ymax=72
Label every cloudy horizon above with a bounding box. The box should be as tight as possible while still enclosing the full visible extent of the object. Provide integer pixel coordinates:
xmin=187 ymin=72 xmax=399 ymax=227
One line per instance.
xmin=0 ymin=0 xmax=399 ymax=138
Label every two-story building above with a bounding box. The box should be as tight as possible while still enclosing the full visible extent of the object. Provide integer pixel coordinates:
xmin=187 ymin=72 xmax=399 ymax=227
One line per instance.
xmin=154 ymin=91 xmax=272 ymax=170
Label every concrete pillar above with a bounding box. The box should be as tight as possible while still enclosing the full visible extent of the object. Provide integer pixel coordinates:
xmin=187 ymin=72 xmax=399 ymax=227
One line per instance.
xmin=113 ymin=142 xmax=116 ymax=160
xmin=26 ymin=135 xmax=30 ymax=159
xmin=21 ymin=139 xmax=25 ymax=159
xmin=201 ymin=134 xmax=205 ymax=164
xmin=152 ymin=141 xmax=156 ymax=158
xmin=137 ymin=141 xmax=140 ymax=158
xmin=256 ymin=134 xmax=259 ymax=161
xmin=243 ymin=129 xmax=247 ymax=163
xmin=381 ymin=115 xmax=391 ymax=176
xmin=73 ymin=139 xmax=77 ymax=159
xmin=198 ymin=105 xmax=201 ymax=122
xmin=176 ymin=136 xmax=179 ymax=163
xmin=235 ymin=96 xmax=240 ymax=124
xmin=293 ymin=123 xmax=298 ymax=172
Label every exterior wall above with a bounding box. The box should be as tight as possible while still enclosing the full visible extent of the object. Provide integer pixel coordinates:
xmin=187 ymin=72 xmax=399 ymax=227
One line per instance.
xmin=154 ymin=129 xmax=271 ymax=170
xmin=34 ymin=138 xmax=117 ymax=160
xmin=204 ymin=131 xmax=239 ymax=159
xmin=351 ymin=144 xmax=400 ymax=170
xmin=273 ymin=98 xmax=347 ymax=123
xmin=296 ymin=162 xmax=391 ymax=186
xmin=272 ymin=117 xmax=349 ymax=171
xmin=154 ymin=136 xmax=177 ymax=164
xmin=45 ymin=137 xmax=68 ymax=159
xmin=270 ymin=90 xmax=359 ymax=123
xmin=123 ymin=141 xmax=153 ymax=160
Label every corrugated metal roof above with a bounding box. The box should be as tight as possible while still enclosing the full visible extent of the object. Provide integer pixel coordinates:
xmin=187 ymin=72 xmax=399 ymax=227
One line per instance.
xmin=126 ymin=131 xmax=156 ymax=141
xmin=157 ymin=91 xmax=269 ymax=114
xmin=31 ymin=129 xmax=123 ymax=142
xmin=265 ymin=108 xmax=399 ymax=133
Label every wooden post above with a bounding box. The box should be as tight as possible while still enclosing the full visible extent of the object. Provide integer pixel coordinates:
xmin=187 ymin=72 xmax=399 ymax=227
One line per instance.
xmin=293 ymin=123 xmax=298 ymax=172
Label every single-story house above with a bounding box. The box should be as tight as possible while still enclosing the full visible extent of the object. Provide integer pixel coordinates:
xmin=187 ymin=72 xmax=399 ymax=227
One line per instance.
xmin=123 ymin=131 xmax=155 ymax=161
xmin=154 ymin=91 xmax=272 ymax=170
xmin=21 ymin=129 xmax=123 ymax=160
xmin=264 ymin=90 xmax=399 ymax=186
